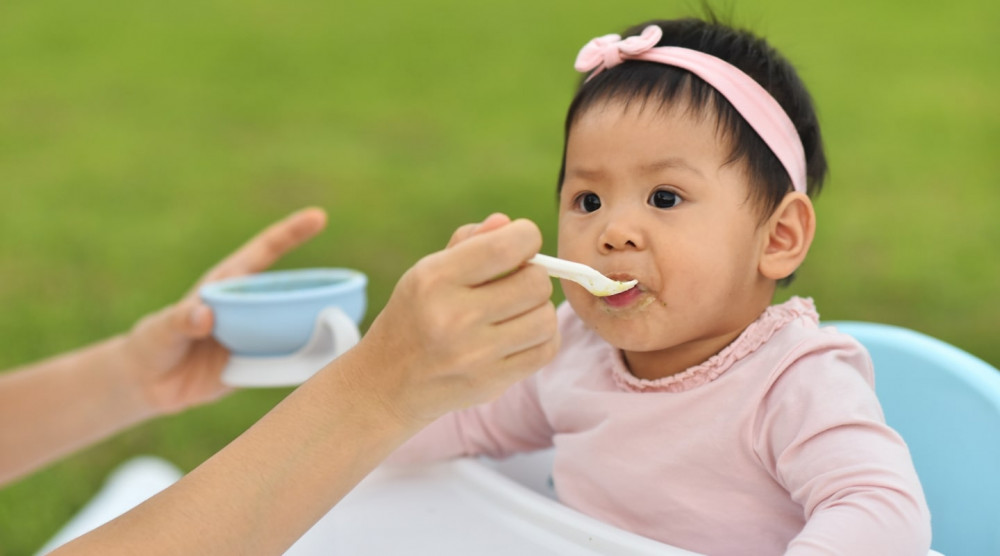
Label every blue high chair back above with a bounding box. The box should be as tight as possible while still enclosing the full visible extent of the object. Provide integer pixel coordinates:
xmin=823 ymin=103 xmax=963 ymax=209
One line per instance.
xmin=829 ymin=321 xmax=1000 ymax=556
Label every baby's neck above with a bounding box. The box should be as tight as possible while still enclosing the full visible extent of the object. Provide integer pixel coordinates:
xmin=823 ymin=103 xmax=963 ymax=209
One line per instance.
xmin=620 ymin=292 xmax=775 ymax=381
xmin=622 ymin=327 xmax=746 ymax=381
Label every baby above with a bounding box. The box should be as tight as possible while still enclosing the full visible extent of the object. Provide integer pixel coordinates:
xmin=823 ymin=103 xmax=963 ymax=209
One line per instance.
xmin=391 ymin=15 xmax=931 ymax=555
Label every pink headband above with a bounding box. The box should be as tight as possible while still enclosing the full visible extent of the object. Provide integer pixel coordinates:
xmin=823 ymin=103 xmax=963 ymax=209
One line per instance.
xmin=575 ymin=25 xmax=807 ymax=194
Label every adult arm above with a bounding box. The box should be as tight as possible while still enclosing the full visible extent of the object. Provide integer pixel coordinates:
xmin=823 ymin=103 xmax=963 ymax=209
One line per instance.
xmin=50 ymin=215 xmax=559 ymax=555
xmin=0 ymin=208 xmax=328 ymax=485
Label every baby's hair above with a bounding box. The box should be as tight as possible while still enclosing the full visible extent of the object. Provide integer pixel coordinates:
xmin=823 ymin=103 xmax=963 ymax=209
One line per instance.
xmin=557 ymin=13 xmax=828 ymax=221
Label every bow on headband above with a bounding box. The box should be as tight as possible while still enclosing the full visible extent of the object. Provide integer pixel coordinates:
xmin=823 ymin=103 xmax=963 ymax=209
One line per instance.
xmin=574 ymin=25 xmax=664 ymax=75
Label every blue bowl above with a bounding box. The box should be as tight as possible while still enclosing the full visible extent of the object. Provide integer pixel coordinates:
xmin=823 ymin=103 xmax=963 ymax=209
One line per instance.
xmin=199 ymin=268 xmax=367 ymax=356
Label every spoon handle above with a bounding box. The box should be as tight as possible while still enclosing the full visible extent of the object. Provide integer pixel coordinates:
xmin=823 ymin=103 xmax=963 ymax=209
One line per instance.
xmin=528 ymin=254 xmax=598 ymax=282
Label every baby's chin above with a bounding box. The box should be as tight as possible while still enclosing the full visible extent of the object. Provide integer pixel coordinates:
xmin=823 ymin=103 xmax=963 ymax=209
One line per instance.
xmin=595 ymin=329 xmax=668 ymax=353
xmin=569 ymin=305 xmax=669 ymax=353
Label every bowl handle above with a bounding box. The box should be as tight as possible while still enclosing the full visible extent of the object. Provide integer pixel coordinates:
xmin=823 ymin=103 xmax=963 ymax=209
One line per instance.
xmin=220 ymin=306 xmax=361 ymax=388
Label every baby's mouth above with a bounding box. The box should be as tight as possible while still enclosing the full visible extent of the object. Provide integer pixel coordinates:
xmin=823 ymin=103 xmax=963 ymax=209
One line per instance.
xmin=601 ymin=273 xmax=644 ymax=308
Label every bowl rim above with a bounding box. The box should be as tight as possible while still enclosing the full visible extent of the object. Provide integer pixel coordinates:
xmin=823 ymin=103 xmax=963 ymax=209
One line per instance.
xmin=199 ymin=268 xmax=367 ymax=305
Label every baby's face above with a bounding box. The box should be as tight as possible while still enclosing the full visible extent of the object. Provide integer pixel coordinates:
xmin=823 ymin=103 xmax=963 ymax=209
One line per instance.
xmin=558 ymin=100 xmax=776 ymax=380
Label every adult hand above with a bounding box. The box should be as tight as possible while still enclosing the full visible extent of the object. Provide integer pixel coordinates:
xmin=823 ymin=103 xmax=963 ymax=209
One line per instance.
xmin=350 ymin=213 xmax=560 ymax=428
xmin=120 ymin=208 xmax=328 ymax=414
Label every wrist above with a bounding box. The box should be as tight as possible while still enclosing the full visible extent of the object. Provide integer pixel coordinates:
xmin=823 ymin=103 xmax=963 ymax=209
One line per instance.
xmin=319 ymin=340 xmax=431 ymax=440
xmin=99 ymin=334 xmax=161 ymax=422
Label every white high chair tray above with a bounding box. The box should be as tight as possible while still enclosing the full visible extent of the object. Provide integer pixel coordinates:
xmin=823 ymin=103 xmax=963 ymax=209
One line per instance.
xmin=286 ymin=454 xmax=698 ymax=555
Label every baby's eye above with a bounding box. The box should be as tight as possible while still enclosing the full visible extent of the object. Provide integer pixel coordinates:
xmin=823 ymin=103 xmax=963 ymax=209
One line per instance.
xmin=649 ymin=189 xmax=682 ymax=209
xmin=574 ymin=192 xmax=602 ymax=213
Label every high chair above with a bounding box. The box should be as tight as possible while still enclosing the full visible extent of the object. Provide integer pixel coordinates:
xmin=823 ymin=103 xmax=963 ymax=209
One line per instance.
xmin=828 ymin=321 xmax=1000 ymax=556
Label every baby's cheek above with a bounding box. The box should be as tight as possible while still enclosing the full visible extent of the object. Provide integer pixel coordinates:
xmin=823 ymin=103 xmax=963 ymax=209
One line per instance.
xmin=561 ymin=285 xmax=593 ymax=316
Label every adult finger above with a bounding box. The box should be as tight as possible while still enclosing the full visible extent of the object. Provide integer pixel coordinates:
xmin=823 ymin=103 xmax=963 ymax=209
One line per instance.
xmin=169 ymin=298 xmax=216 ymax=341
xmin=489 ymin=301 xmax=559 ymax=360
xmin=431 ymin=218 xmax=543 ymax=287
xmin=490 ymin=333 xmax=560 ymax=389
xmin=469 ymin=306 xmax=560 ymax=400
xmin=129 ymin=297 xmax=211 ymax=360
xmin=446 ymin=213 xmax=512 ymax=248
xmin=439 ymin=297 xmax=557 ymax=380
xmin=469 ymin=264 xmax=553 ymax=326
xmin=197 ymin=207 xmax=328 ymax=287
xmin=447 ymin=224 xmax=479 ymax=249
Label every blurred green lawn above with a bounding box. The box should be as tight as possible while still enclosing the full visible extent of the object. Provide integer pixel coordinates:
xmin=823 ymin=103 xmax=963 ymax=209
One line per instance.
xmin=1 ymin=0 xmax=997 ymax=553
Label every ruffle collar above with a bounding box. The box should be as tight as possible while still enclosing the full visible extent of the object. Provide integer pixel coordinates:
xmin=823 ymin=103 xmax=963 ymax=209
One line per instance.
xmin=610 ymin=296 xmax=819 ymax=393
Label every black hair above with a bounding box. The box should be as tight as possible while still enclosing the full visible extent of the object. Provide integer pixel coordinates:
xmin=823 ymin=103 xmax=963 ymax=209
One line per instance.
xmin=557 ymin=14 xmax=827 ymax=220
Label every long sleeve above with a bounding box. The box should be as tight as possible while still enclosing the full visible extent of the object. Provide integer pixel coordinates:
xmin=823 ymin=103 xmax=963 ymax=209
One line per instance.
xmin=387 ymin=372 xmax=555 ymax=465
xmin=755 ymin=341 xmax=932 ymax=555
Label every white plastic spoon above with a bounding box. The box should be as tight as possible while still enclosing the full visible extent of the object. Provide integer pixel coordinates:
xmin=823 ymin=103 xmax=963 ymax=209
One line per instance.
xmin=529 ymin=254 xmax=637 ymax=297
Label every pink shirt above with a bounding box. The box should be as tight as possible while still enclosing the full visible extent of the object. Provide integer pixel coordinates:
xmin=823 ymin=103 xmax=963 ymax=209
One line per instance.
xmin=391 ymin=297 xmax=931 ymax=555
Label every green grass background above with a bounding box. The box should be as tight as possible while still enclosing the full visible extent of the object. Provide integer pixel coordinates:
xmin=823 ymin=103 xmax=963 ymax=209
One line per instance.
xmin=0 ymin=0 xmax=997 ymax=553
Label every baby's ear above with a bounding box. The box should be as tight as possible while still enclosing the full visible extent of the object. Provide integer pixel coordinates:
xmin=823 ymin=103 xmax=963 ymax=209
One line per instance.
xmin=759 ymin=192 xmax=816 ymax=281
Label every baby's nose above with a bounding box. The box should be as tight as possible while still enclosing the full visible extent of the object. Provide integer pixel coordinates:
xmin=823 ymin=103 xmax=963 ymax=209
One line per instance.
xmin=598 ymin=216 xmax=644 ymax=252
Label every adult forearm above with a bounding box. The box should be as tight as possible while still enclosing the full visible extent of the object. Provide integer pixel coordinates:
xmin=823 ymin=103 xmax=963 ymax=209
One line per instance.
xmin=0 ymin=336 xmax=154 ymax=485
xmin=53 ymin=344 xmax=419 ymax=555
